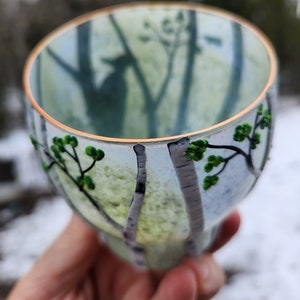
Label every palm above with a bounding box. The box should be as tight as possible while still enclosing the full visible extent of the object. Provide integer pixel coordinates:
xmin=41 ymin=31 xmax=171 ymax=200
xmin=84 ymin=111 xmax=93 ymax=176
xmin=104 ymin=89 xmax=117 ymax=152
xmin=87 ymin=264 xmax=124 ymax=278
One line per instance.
xmin=52 ymin=241 xmax=160 ymax=300
xmin=8 ymin=213 xmax=240 ymax=300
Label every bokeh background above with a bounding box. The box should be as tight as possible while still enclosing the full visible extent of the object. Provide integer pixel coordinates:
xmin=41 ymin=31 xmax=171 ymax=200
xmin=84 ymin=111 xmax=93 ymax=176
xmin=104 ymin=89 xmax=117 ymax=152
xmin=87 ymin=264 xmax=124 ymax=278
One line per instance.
xmin=1 ymin=0 xmax=300 ymax=299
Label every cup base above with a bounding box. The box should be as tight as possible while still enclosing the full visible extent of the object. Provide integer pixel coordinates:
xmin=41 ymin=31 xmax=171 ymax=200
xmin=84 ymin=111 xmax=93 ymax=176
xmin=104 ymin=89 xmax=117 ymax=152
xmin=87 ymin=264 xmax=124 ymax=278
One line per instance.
xmin=98 ymin=223 xmax=220 ymax=270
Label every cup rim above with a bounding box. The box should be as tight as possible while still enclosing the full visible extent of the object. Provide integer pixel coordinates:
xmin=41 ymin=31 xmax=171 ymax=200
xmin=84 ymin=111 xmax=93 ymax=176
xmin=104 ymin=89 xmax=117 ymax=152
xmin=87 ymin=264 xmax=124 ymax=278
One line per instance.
xmin=23 ymin=1 xmax=277 ymax=144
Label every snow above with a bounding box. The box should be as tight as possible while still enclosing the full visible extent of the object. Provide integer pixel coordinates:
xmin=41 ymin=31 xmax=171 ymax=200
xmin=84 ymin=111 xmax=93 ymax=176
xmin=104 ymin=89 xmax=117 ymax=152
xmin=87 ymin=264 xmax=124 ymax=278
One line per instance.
xmin=1 ymin=97 xmax=300 ymax=298
xmin=214 ymin=97 xmax=300 ymax=299
xmin=0 ymin=197 xmax=71 ymax=281
xmin=0 ymin=130 xmax=49 ymax=190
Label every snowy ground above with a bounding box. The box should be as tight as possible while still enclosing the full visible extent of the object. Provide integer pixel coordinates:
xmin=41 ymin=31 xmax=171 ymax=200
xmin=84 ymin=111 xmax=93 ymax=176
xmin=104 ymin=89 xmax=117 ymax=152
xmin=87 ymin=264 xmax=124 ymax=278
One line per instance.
xmin=0 ymin=96 xmax=300 ymax=299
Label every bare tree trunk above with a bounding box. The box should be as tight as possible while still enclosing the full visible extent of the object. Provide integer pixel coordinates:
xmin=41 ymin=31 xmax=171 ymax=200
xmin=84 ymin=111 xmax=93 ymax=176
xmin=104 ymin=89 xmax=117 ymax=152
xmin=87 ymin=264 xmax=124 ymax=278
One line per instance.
xmin=168 ymin=137 xmax=205 ymax=257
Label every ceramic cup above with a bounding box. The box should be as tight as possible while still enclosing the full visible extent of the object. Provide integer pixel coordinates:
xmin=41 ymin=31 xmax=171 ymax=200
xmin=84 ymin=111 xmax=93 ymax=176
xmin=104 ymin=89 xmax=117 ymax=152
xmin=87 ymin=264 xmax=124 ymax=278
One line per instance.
xmin=23 ymin=2 xmax=277 ymax=270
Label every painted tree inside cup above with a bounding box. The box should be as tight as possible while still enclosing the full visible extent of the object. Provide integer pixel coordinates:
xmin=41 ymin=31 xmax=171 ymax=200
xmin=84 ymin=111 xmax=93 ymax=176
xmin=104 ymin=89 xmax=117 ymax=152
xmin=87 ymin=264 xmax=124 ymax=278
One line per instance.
xmin=108 ymin=11 xmax=242 ymax=137
xmin=46 ymin=9 xmax=242 ymax=138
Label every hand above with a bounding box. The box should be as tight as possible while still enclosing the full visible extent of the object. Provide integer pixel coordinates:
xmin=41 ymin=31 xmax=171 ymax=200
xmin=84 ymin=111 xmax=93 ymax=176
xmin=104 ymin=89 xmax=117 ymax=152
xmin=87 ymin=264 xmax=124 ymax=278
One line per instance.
xmin=8 ymin=211 xmax=240 ymax=300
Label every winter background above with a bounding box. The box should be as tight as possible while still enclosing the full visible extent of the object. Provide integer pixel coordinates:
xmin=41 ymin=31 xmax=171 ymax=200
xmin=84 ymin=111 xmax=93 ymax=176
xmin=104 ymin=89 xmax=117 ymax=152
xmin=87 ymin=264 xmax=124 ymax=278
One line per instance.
xmin=1 ymin=0 xmax=300 ymax=299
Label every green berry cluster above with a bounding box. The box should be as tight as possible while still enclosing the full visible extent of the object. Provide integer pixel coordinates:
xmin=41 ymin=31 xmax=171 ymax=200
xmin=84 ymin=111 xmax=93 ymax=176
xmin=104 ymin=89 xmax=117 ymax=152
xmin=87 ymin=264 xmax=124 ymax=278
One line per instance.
xmin=258 ymin=104 xmax=272 ymax=129
xmin=233 ymin=123 xmax=261 ymax=150
xmin=250 ymin=132 xmax=261 ymax=150
xmin=85 ymin=146 xmax=105 ymax=161
xmin=30 ymin=134 xmax=122 ymax=230
xmin=204 ymin=155 xmax=224 ymax=173
xmin=233 ymin=104 xmax=272 ymax=150
xmin=203 ymin=176 xmax=219 ymax=191
xmin=30 ymin=135 xmax=39 ymax=151
xmin=77 ymin=175 xmax=95 ymax=190
xmin=50 ymin=136 xmax=79 ymax=164
xmin=186 ymin=140 xmax=221 ymax=190
xmin=185 ymin=140 xmax=208 ymax=161
xmin=233 ymin=123 xmax=252 ymax=142
xmin=30 ymin=134 xmax=105 ymax=192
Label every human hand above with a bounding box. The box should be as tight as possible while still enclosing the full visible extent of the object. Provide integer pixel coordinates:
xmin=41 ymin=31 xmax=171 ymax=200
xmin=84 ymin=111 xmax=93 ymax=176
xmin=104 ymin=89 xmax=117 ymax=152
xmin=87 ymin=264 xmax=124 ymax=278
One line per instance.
xmin=8 ymin=211 xmax=240 ymax=300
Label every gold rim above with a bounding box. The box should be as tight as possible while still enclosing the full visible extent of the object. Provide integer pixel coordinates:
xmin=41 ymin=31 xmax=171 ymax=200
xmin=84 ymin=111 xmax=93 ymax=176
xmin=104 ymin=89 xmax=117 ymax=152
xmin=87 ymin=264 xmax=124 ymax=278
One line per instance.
xmin=23 ymin=1 xmax=277 ymax=144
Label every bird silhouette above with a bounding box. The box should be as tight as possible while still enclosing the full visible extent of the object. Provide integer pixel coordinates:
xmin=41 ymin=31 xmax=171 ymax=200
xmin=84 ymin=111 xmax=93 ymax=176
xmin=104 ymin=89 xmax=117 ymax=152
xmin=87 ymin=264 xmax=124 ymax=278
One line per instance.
xmin=89 ymin=54 xmax=133 ymax=137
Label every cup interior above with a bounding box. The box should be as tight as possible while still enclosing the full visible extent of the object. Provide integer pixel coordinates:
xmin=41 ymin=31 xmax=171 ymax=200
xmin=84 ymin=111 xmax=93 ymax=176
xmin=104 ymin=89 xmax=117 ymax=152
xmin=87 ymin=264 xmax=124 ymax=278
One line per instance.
xmin=28 ymin=4 xmax=272 ymax=139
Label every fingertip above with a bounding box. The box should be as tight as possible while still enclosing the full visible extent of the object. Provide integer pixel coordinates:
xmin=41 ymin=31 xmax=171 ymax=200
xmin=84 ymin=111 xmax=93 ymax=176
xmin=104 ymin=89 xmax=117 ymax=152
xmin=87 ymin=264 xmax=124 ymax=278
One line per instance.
xmin=184 ymin=253 xmax=225 ymax=298
xmin=151 ymin=265 xmax=197 ymax=300
xmin=225 ymin=210 xmax=241 ymax=234
xmin=210 ymin=210 xmax=241 ymax=252
xmin=152 ymin=254 xmax=225 ymax=300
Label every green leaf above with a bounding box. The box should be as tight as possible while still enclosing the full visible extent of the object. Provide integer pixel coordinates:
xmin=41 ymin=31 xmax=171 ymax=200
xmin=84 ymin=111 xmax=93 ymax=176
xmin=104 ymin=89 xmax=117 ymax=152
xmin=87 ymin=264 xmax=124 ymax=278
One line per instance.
xmin=203 ymin=176 xmax=219 ymax=190
xmin=52 ymin=137 xmax=65 ymax=152
xmin=192 ymin=139 xmax=208 ymax=149
xmin=78 ymin=175 xmax=96 ymax=190
xmin=77 ymin=176 xmax=83 ymax=186
xmin=87 ymin=182 xmax=95 ymax=190
xmin=85 ymin=146 xmax=97 ymax=157
xmin=56 ymin=155 xmax=65 ymax=164
xmin=42 ymin=161 xmax=50 ymax=172
xmin=51 ymin=146 xmax=64 ymax=163
xmin=95 ymin=149 xmax=105 ymax=161
xmin=204 ymin=163 xmax=214 ymax=173
xmin=53 ymin=137 xmax=64 ymax=146
xmin=83 ymin=175 xmax=93 ymax=185
xmin=30 ymin=136 xmax=39 ymax=151
xmin=186 ymin=140 xmax=208 ymax=162
xmin=257 ymin=104 xmax=263 ymax=115
xmin=207 ymin=155 xmax=223 ymax=167
xmin=233 ymin=123 xmax=252 ymax=142
xmin=64 ymin=135 xmax=78 ymax=148
xmin=50 ymin=145 xmax=59 ymax=154
xmin=260 ymin=110 xmax=272 ymax=129
xmin=85 ymin=146 xmax=105 ymax=161
xmin=251 ymin=132 xmax=261 ymax=149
